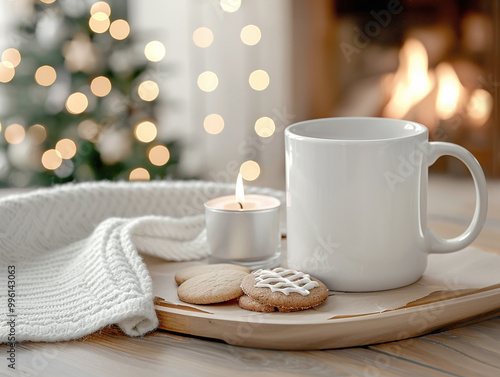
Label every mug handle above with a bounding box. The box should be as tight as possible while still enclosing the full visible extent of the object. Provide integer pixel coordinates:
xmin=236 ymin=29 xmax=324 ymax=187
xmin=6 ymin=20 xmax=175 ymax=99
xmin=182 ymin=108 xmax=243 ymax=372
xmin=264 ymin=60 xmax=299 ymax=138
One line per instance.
xmin=425 ymin=142 xmax=488 ymax=253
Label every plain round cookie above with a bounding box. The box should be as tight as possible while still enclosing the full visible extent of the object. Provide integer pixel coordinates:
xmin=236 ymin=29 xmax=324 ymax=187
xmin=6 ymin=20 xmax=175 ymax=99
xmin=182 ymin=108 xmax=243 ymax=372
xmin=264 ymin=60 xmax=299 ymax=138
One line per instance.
xmin=238 ymin=294 xmax=276 ymax=313
xmin=241 ymin=272 xmax=328 ymax=309
xmin=175 ymin=263 xmax=250 ymax=285
xmin=177 ymin=270 xmax=249 ymax=304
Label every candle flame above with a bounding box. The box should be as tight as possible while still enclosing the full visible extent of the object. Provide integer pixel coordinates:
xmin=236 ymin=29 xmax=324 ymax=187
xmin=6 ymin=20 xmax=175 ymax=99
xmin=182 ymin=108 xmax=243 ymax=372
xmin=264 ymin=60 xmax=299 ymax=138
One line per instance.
xmin=235 ymin=172 xmax=245 ymax=209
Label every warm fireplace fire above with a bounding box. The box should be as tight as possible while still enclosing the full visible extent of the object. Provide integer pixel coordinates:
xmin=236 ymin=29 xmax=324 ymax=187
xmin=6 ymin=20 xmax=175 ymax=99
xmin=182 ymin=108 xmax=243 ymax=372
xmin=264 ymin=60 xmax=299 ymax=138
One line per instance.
xmin=382 ymin=38 xmax=493 ymax=132
xmin=319 ymin=0 xmax=500 ymax=176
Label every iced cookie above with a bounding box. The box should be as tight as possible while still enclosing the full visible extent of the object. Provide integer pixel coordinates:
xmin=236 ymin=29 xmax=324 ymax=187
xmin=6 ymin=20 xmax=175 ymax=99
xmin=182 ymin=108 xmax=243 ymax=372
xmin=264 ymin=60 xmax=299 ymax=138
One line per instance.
xmin=240 ymin=268 xmax=328 ymax=310
xmin=175 ymin=263 xmax=250 ymax=285
xmin=177 ymin=270 xmax=249 ymax=304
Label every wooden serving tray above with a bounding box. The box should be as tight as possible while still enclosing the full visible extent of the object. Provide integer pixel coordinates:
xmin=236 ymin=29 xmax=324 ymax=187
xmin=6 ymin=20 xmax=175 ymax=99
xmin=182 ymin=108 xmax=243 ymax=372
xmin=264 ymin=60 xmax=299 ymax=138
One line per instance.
xmin=145 ymin=246 xmax=500 ymax=350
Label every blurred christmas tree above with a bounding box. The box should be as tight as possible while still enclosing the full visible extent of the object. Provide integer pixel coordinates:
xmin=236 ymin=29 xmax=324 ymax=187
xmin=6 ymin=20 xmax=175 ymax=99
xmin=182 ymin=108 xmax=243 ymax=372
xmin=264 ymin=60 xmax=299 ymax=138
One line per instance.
xmin=0 ymin=0 xmax=180 ymax=187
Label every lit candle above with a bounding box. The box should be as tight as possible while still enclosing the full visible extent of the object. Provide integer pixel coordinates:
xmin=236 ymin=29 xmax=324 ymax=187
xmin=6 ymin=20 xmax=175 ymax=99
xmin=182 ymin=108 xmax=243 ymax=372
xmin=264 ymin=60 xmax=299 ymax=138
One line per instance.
xmin=206 ymin=173 xmax=280 ymax=211
xmin=204 ymin=173 xmax=281 ymax=269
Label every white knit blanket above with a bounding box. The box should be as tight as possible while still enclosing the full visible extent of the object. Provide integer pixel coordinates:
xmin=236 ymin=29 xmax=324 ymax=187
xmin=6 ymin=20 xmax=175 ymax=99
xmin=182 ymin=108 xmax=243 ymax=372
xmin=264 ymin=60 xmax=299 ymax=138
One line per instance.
xmin=0 ymin=181 xmax=285 ymax=343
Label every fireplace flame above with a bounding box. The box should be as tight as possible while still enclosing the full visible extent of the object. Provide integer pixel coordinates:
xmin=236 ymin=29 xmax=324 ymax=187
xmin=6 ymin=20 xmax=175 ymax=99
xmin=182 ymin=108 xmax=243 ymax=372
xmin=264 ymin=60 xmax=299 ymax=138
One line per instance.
xmin=435 ymin=62 xmax=463 ymax=120
xmin=383 ymin=38 xmax=434 ymax=119
xmin=381 ymin=37 xmax=493 ymax=131
xmin=466 ymin=88 xmax=493 ymax=127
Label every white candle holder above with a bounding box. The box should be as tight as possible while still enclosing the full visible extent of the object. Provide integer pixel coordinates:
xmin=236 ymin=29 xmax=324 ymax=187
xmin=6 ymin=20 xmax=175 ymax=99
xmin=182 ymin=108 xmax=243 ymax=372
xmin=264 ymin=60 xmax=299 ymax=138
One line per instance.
xmin=204 ymin=194 xmax=281 ymax=270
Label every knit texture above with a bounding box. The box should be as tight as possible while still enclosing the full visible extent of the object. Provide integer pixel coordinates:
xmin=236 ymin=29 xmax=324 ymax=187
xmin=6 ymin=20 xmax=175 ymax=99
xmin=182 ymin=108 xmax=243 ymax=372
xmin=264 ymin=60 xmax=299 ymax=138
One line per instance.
xmin=0 ymin=180 xmax=285 ymax=343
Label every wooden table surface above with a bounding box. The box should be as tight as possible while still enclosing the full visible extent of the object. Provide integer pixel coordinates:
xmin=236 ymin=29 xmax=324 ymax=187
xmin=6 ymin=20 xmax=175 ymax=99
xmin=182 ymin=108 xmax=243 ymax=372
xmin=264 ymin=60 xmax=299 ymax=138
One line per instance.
xmin=1 ymin=175 xmax=500 ymax=377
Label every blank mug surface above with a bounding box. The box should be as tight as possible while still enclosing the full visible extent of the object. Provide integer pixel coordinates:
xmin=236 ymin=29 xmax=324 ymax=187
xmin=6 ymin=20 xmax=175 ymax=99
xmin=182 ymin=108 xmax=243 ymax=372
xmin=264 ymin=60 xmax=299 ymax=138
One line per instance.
xmin=285 ymin=117 xmax=486 ymax=291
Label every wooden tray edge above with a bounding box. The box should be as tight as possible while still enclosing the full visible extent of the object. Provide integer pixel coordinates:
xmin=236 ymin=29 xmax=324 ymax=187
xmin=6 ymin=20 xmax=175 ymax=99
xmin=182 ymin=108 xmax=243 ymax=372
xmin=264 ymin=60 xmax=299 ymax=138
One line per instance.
xmin=155 ymin=288 xmax=500 ymax=350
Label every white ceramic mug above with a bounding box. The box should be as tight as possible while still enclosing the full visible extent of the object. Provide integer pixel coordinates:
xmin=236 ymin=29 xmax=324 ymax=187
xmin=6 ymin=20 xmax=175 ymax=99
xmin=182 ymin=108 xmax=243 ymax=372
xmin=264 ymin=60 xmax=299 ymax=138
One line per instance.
xmin=285 ymin=117 xmax=488 ymax=291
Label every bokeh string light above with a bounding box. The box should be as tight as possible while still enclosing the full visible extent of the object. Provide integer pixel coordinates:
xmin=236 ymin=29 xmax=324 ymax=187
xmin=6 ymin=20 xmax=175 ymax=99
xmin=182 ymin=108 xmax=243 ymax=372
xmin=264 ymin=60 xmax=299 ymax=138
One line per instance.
xmin=78 ymin=120 xmax=100 ymax=142
xmin=193 ymin=27 xmax=214 ymax=48
xmin=144 ymin=41 xmax=166 ymax=62
xmin=0 ymin=61 xmax=15 ymax=83
xmin=240 ymin=160 xmax=260 ymax=181
xmin=203 ymin=114 xmax=225 ymax=135
xmin=4 ymin=124 xmax=25 ymax=145
xmin=249 ymin=69 xmax=269 ymax=91
xmin=109 ymin=19 xmax=130 ymax=40
xmin=1 ymin=48 xmax=21 ymax=67
xmin=41 ymin=149 xmax=63 ymax=170
xmin=89 ymin=12 xmax=111 ymax=34
xmin=90 ymin=76 xmax=112 ymax=97
xmin=148 ymin=145 xmax=170 ymax=166
xmin=254 ymin=117 xmax=275 ymax=138
xmin=88 ymin=1 xmax=111 ymax=34
xmin=26 ymin=124 xmax=47 ymax=145
xmin=65 ymin=92 xmax=89 ymax=114
xmin=220 ymin=0 xmax=241 ymax=13
xmin=90 ymin=1 xmax=111 ymax=16
xmin=197 ymin=71 xmax=218 ymax=92
xmin=240 ymin=25 xmax=261 ymax=46
xmin=55 ymin=139 xmax=77 ymax=159
xmin=138 ymin=80 xmax=160 ymax=101
xmin=134 ymin=121 xmax=157 ymax=143
xmin=129 ymin=167 xmax=150 ymax=181
xmin=35 ymin=65 xmax=57 ymax=87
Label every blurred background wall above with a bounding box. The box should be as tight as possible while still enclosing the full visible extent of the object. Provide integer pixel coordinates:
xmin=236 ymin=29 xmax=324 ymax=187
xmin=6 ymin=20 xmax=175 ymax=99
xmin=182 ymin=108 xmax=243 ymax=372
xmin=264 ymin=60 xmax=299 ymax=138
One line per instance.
xmin=0 ymin=0 xmax=498 ymax=190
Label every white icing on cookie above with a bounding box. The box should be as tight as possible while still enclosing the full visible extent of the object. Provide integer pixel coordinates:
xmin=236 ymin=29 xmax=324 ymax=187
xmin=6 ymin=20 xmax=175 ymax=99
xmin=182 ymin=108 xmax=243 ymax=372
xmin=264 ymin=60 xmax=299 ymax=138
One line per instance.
xmin=253 ymin=268 xmax=319 ymax=296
